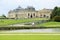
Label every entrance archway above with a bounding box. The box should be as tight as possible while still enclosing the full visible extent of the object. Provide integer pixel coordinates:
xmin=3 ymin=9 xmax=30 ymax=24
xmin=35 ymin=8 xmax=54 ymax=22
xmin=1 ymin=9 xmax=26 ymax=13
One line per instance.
xmin=30 ymin=14 xmax=33 ymax=18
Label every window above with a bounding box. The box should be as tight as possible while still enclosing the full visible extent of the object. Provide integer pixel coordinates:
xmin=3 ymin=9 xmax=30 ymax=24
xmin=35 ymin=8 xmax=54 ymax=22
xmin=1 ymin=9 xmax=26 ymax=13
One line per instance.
xmin=40 ymin=14 xmax=42 ymax=16
xmin=47 ymin=16 xmax=49 ymax=18
xmin=31 ymin=14 xmax=33 ymax=18
xmin=40 ymin=14 xmax=42 ymax=18
xmin=28 ymin=13 xmax=30 ymax=16
xmin=44 ymin=15 xmax=46 ymax=17
xmin=33 ymin=13 xmax=35 ymax=16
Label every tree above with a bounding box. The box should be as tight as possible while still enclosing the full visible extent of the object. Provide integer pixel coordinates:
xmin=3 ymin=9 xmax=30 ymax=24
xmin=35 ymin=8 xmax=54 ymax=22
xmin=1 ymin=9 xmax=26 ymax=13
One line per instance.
xmin=56 ymin=8 xmax=60 ymax=16
xmin=50 ymin=6 xmax=58 ymax=19
xmin=50 ymin=6 xmax=60 ymax=22
xmin=2 ymin=14 xmax=6 ymax=18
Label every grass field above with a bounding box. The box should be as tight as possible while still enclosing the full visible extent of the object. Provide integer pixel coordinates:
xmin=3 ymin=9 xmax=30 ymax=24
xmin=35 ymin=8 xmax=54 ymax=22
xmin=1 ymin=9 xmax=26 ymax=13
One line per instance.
xmin=38 ymin=22 xmax=60 ymax=27
xmin=0 ymin=18 xmax=48 ymax=26
xmin=0 ymin=34 xmax=60 ymax=40
xmin=0 ymin=18 xmax=60 ymax=27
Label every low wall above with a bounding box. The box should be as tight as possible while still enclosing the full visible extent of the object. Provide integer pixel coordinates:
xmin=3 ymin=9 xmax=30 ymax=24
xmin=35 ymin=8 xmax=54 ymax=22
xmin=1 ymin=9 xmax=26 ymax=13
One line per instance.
xmin=0 ymin=26 xmax=60 ymax=30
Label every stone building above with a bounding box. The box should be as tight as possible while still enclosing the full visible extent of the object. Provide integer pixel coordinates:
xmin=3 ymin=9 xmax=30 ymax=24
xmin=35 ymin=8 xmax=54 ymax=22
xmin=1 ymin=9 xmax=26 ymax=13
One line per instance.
xmin=8 ymin=6 xmax=52 ymax=19
xmin=8 ymin=6 xmax=38 ymax=19
xmin=38 ymin=8 xmax=52 ymax=18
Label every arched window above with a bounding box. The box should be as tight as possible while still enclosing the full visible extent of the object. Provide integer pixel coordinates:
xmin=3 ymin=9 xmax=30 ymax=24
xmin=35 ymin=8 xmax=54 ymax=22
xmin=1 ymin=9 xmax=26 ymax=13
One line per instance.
xmin=15 ymin=14 xmax=18 ymax=19
xmin=31 ymin=14 xmax=33 ymax=18
xmin=47 ymin=16 xmax=49 ymax=18
xmin=33 ymin=13 xmax=35 ymax=16
xmin=28 ymin=13 xmax=30 ymax=16
xmin=44 ymin=15 xmax=46 ymax=17
xmin=40 ymin=14 xmax=42 ymax=18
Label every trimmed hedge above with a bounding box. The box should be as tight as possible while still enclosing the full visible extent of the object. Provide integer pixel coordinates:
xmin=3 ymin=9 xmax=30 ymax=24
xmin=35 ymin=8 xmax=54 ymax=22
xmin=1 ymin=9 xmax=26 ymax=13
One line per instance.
xmin=53 ymin=16 xmax=60 ymax=22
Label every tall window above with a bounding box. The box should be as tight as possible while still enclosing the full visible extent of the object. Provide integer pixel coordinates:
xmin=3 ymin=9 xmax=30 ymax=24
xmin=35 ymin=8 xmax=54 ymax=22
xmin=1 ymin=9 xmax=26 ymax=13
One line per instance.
xmin=47 ymin=16 xmax=49 ymax=18
xmin=28 ymin=13 xmax=30 ymax=18
xmin=15 ymin=14 xmax=18 ymax=19
xmin=31 ymin=14 xmax=32 ymax=18
xmin=40 ymin=14 xmax=42 ymax=16
xmin=40 ymin=14 xmax=42 ymax=18
xmin=44 ymin=15 xmax=46 ymax=17
xmin=33 ymin=13 xmax=35 ymax=16
xmin=28 ymin=13 xmax=30 ymax=16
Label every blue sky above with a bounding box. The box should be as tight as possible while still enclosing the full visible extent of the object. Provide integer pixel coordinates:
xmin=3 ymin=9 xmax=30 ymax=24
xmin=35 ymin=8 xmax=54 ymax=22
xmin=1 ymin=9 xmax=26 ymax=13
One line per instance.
xmin=0 ymin=0 xmax=60 ymax=16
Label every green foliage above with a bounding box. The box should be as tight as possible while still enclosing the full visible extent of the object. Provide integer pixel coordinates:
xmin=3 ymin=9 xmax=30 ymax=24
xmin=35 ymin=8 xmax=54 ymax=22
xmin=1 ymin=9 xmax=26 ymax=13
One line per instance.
xmin=56 ymin=8 xmax=60 ymax=16
xmin=2 ymin=14 xmax=6 ymax=18
xmin=50 ymin=6 xmax=60 ymax=21
xmin=53 ymin=16 xmax=60 ymax=22
xmin=50 ymin=6 xmax=58 ymax=19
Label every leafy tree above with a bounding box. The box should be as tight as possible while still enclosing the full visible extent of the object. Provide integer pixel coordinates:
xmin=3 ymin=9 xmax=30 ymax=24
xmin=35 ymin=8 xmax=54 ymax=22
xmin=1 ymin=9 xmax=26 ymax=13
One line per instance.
xmin=2 ymin=14 xmax=6 ymax=18
xmin=50 ymin=6 xmax=60 ymax=21
xmin=50 ymin=6 xmax=58 ymax=19
xmin=56 ymin=8 xmax=60 ymax=16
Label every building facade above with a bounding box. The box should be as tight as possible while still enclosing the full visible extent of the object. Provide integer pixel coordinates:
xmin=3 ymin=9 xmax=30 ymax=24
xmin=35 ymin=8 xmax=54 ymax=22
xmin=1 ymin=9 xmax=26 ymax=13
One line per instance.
xmin=38 ymin=9 xmax=52 ymax=18
xmin=8 ymin=6 xmax=52 ymax=19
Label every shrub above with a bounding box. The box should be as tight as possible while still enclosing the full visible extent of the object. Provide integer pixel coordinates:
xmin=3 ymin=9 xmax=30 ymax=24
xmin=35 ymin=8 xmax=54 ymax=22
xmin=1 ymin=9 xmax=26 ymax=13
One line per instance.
xmin=53 ymin=16 xmax=60 ymax=22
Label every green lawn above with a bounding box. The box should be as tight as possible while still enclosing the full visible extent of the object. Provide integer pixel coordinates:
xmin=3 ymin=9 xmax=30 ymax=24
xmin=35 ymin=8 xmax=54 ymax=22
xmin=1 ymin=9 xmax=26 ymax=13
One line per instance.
xmin=0 ymin=18 xmax=60 ymax=27
xmin=0 ymin=18 xmax=48 ymax=26
xmin=0 ymin=35 xmax=60 ymax=40
xmin=39 ymin=22 xmax=60 ymax=27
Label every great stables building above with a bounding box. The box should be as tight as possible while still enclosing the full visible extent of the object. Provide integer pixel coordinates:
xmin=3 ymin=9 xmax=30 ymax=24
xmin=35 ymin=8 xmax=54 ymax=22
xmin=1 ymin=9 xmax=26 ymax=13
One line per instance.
xmin=8 ymin=6 xmax=52 ymax=19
